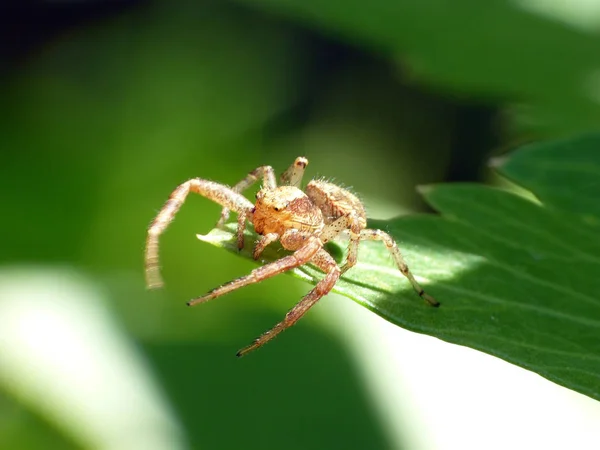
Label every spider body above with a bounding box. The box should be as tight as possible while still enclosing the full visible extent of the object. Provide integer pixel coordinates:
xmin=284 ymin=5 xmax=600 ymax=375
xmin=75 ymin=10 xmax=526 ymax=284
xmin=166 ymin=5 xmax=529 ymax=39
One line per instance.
xmin=145 ymin=157 xmax=438 ymax=357
xmin=253 ymin=186 xmax=324 ymax=236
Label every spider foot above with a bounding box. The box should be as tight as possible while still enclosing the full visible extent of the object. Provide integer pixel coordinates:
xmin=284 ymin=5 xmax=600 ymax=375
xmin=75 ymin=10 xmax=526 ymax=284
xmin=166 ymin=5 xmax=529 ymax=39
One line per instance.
xmin=236 ymin=340 xmax=260 ymax=358
xmin=421 ymin=291 xmax=440 ymax=307
xmin=186 ymin=295 xmax=211 ymax=307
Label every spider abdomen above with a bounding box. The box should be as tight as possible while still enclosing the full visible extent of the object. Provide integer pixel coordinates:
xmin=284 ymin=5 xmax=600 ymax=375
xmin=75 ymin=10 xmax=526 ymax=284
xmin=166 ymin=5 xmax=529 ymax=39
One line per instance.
xmin=305 ymin=180 xmax=367 ymax=228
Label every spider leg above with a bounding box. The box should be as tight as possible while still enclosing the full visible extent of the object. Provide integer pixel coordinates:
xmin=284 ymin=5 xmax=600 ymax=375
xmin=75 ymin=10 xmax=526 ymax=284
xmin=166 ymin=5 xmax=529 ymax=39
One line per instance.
xmin=217 ymin=165 xmax=276 ymax=228
xmin=187 ymin=235 xmax=321 ymax=306
xmin=360 ymin=229 xmax=439 ymax=307
xmin=319 ymin=215 xmax=350 ymax=243
xmin=236 ymin=212 xmax=247 ymax=250
xmin=280 ymin=156 xmax=308 ymax=187
xmin=252 ymin=232 xmax=279 ymax=260
xmin=341 ymin=214 xmax=363 ymax=274
xmin=236 ymin=248 xmax=340 ymax=357
xmin=318 ymin=213 xmax=363 ymax=274
xmin=146 ymin=179 xmax=254 ymax=289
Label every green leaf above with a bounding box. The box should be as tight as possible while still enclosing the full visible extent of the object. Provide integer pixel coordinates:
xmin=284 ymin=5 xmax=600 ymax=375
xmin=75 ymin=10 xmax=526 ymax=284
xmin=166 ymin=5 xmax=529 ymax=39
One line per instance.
xmin=199 ymin=133 xmax=600 ymax=402
xmin=237 ymin=0 xmax=600 ymax=133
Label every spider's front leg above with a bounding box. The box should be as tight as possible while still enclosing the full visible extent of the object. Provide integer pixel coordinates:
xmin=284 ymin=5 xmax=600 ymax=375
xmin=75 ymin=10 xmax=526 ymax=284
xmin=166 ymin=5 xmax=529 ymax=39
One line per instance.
xmin=145 ymin=179 xmax=253 ymax=289
xmin=187 ymin=232 xmax=322 ymax=306
xmin=252 ymin=232 xmax=279 ymax=260
xmin=237 ymin=247 xmax=340 ymax=357
xmin=216 ymin=164 xmax=277 ymax=234
xmin=280 ymin=156 xmax=308 ymax=187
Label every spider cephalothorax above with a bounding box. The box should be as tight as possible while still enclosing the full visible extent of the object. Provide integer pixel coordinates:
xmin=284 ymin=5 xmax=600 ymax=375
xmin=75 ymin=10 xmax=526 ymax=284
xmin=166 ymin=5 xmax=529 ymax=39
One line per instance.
xmin=252 ymin=186 xmax=324 ymax=236
xmin=145 ymin=157 xmax=438 ymax=357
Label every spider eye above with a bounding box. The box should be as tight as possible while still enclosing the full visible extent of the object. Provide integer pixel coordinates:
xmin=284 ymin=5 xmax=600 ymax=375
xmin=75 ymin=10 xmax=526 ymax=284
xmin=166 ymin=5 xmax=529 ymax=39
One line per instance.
xmin=273 ymin=206 xmax=280 ymax=212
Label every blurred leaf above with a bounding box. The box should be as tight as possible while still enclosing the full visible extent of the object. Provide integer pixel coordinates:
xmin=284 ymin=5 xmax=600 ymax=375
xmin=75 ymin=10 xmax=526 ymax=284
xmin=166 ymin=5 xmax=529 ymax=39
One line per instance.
xmin=0 ymin=0 xmax=300 ymax=264
xmin=0 ymin=0 xmax=307 ymax=338
xmin=501 ymin=135 xmax=600 ymax=217
xmin=237 ymin=0 xmax=600 ymax=134
xmin=143 ymin=333 xmax=394 ymax=450
xmin=0 ymin=395 xmax=76 ymax=450
xmin=199 ymin=133 xmax=600 ymax=401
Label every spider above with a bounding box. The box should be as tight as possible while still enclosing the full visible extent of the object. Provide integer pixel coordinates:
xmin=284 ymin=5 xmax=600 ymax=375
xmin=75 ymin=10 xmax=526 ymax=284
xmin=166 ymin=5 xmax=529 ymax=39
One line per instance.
xmin=145 ymin=157 xmax=438 ymax=357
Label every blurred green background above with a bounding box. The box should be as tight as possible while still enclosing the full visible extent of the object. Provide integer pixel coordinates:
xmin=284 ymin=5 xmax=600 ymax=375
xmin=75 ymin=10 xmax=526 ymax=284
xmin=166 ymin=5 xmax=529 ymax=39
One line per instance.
xmin=1 ymin=1 xmax=600 ymax=449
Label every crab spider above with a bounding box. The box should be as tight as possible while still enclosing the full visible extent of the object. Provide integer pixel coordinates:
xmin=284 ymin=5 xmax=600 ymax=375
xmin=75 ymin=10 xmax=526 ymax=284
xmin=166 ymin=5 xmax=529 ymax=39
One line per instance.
xmin=145 ymin=157 xmax=438 ymax=357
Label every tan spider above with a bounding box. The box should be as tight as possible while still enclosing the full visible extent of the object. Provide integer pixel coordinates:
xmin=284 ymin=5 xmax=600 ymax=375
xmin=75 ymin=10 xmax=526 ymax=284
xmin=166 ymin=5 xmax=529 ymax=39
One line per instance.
xmin=145 ymin=157 xmax=438 ymax=357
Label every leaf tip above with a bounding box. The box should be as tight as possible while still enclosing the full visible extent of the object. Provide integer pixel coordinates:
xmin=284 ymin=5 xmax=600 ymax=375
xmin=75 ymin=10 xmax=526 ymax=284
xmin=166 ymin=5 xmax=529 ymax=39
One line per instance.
xmin=196 ymin=229 xmax=228 ymax=244
xmin=416 ymin=184 xmax=434 ymax=196
xmin=488 ymin=155 xmax=509 ymax=169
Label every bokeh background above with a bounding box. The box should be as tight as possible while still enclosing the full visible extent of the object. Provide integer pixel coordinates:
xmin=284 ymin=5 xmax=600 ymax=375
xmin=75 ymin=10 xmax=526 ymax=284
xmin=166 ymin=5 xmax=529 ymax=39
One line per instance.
xmin=2 ymin=1 xmax=600 ymax=449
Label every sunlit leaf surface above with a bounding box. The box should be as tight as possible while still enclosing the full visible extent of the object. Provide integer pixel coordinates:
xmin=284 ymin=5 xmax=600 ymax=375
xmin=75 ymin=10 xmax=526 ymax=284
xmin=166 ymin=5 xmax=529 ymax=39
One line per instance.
xmin=200 ymin=133 xmax=600 ymax=402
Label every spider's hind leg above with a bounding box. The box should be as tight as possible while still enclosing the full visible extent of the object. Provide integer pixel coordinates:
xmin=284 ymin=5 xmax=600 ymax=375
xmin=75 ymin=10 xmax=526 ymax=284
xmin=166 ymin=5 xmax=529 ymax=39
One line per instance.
xmin=361 ymin=229 xmax=439 ymax=307
xmin=319 ymin=213 xmax=364 ymax=274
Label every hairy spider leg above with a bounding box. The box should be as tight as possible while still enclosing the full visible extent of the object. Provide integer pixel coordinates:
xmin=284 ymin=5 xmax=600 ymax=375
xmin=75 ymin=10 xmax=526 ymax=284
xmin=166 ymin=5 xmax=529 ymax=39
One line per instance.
xmin=252 ymin=232 xmax=279 ymax=260
xmin=237 ymin=215 xmax=357 ymax=356
xmin=146 ymin=179 xmax=254 ymax=289
xmin=237 ymin=247 xmax=340 ymax=357
xmin=217 ymin=165 xmax=277 ymax=232
xmin=316 ymin=212 xmax=364 ymax=273
xmin=360 ymin=229 xmax=439 ymax=307
xmin=235 ymin=212 xmax=247 ymax=250
xmin=280 ymin=156 xmax=308 ymax=187
xmin=186 ymin=234 xmax=322 ymax=306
